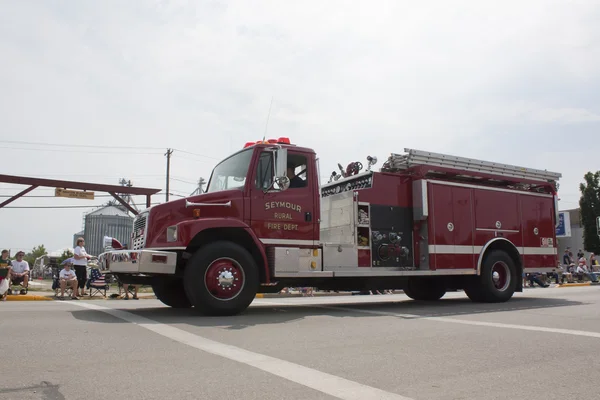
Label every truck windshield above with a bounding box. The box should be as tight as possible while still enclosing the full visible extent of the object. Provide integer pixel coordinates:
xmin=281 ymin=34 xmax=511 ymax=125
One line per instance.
xmin=206 ymin=149 xmax=254 ymax=193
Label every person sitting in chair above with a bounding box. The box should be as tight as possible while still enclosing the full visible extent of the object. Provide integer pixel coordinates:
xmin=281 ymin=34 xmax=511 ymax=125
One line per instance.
xmin=287 ymin=162 xmax=306 ymax=188
xmin=58 ymin=262 xmax=79 ymax=300
xmin=10 ymin=251 xmax=29 ymax=294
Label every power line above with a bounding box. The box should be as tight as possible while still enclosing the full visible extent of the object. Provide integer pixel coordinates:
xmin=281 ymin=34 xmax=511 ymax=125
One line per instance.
xmin=0 ymin=190 xmax=184 ymax=199
xmin=0 ymin=146 xmax=163 ymax=155
xmin=170 ymin=177 xmax=196 ymax=185
xmin=172 ymin=148 xmax=221 ymax=160
xmin=0 ymin=140 xmax=223 ymax=160
xmin=2 ymin=204 xmax=161 ymax=209
xmin=0 ymin=194 xmax=114 ymax=198
xmin=0 ymin=139 xmax=164 ymax=150
xmin=15 ymin=173 xmax=166 ymax=178
xmin=2 ymin=194 xmax=190 ymax=208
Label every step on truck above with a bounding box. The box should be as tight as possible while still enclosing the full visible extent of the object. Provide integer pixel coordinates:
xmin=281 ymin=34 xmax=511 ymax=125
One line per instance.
xmin=100 ymin=138 xmax=562 ymax=315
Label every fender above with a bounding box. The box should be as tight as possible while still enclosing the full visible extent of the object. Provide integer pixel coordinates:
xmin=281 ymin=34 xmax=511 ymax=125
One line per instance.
xmin=176 ymin=218 xmax=271 ymax=283
xmin=476 ymin=237 xmax=521 ymax=275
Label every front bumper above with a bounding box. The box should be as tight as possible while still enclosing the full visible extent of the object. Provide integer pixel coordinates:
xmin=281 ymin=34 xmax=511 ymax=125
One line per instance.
xmin=100 ymin=250 xmax=177 ymax=275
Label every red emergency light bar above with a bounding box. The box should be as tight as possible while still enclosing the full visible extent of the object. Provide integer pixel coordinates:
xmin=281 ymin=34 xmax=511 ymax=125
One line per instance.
xmin=243 ymin=137 xmax=291 ymax=148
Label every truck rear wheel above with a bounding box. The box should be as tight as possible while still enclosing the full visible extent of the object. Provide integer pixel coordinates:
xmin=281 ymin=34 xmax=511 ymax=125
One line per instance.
xmin=183 ymin=241 xmax=259 ymax=316
xmin=403 ymin=277 xmax=446 ymax=301
xmin=152 ymin=278 xmax=192 ymax=308
xmin=465 ymin=250 xmax=516 ymax=303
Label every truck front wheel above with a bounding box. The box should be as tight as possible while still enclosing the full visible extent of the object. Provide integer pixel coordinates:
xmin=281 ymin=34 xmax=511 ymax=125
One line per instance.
xmin=184 ymin=241 xmax=259 ymax=316
xmin=152 ymin=278 xmax=192 ymax=308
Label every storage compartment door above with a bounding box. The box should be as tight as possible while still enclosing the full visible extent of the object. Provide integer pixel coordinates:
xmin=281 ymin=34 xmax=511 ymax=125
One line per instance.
xmin=429 ymin=183 xmax=475 ymax=270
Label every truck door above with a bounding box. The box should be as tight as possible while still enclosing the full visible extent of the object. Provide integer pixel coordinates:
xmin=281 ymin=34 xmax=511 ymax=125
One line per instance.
xmin=250 ymin=150 xmax=317 ymax=246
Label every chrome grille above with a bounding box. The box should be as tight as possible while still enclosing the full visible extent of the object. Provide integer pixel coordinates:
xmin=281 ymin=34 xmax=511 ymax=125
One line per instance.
xmin=131 ymin=212 xmax=148 ymax=250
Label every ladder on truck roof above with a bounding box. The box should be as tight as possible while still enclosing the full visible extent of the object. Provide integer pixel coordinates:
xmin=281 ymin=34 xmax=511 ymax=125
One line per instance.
xmin=383 ymin=148 xmax=562 ymax=184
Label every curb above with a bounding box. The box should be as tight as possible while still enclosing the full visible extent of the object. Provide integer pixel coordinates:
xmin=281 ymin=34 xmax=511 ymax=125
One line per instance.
xmin=557 ymin=282 xmax=595 ymax=288
xmin=5 ymin=295 xmax=53 ymax=301
xmin=4 ymin=294 xmax=157 ymax=301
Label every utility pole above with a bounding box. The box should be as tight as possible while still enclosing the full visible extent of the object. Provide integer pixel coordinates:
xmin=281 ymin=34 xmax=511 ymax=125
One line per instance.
xmin=190 ymin=177 xmax=206 ymax=196
xmin=165 ymin=148 xmax=173 ymax=202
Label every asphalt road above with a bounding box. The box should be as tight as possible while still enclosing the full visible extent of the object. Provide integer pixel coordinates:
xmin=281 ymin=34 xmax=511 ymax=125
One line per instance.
xmin=2 ymin=286 xmax=599 ymax=400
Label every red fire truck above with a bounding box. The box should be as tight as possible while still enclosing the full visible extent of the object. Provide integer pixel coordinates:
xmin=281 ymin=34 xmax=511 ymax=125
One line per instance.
xmin=100 ymin=138 xmax=562 ymax=315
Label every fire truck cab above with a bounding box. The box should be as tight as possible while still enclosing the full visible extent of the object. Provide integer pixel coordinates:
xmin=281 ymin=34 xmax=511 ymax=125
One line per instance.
xmin=101 ymin=139 xmax=561 ymax=316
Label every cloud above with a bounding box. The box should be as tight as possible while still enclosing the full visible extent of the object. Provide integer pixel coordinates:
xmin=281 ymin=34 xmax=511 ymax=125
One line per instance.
xmin=0 ymin=0 xmax=599 ymax=250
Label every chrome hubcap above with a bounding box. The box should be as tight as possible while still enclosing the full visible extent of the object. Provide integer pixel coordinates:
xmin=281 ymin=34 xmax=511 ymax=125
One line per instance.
xmin=217 ymin=270 xmax=235 ymax=288
xmin=492 ymin=271 xmax=500 ymax=283
xmin=205 ymin=258 xmax=245 ymax=301
xmin=491 ymin=261 xmax=510 ymax=291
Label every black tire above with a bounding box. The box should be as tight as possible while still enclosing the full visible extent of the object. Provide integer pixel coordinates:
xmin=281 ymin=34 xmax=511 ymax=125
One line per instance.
xmin=463 ymin=279 xmax=486 ymax=302
xmin=152 ymin=278 xmax=192 ymax=308
xmin=183 ymin=241 xmax=259 ymax=316
xmin=468 ymin=250 xmax=516 ymax=303
xmin=403 ymin=278 xmax=446 ymax=301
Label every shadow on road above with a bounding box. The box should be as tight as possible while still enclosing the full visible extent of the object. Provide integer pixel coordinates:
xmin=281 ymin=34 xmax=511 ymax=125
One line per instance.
xmin=69 ymin=295 xmax=585 ymax=330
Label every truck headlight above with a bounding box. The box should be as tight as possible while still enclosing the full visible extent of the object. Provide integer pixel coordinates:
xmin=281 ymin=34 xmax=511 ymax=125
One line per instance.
xmin=166 ymin=225 xmax=178 ymax=242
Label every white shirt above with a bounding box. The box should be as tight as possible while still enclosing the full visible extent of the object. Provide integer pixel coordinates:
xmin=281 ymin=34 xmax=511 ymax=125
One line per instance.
xmin=73 ymin=246 xmax=89 ymax=266
xmin=60 ymin=268 xmax=77 ymax=280
xmin=11 ymin=260 xmax=29 ymax=274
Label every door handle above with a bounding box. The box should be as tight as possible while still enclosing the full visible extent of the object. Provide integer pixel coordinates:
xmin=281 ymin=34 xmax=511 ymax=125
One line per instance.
xmin=305 ymin=212 xmax=312 ymax=222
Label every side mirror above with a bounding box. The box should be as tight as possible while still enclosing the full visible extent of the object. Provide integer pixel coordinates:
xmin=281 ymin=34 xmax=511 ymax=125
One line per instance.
xmin=273 ymin=147 xmax=290 ymax=191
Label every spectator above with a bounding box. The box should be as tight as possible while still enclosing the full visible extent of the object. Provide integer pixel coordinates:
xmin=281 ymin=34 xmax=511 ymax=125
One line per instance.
xmin=58 ymin=262 xmax=79 ymax=300
xmin=576 ymin=257 xmax=598 ymax=282
xmin=73 ymin=237 xmax=91 ymax=297
xmin=527 ymin=273 xmax=549 ymax=288
xmin=0 ymin=249 xmax=10 ymax=268
xmin=563 ymin=248 xmax=572 ymax=266
xmin=589 ymin=253 xmax=598 ymax=272
xmin=123 ymin=284 xmax=139 ymax=300
xmin=0 ymin=249 xmax=10 ymax=301
xmin=10 ymin=251 xmax=29 ymax=294
xmin=577 ymin=248 xmax=585 ymax=259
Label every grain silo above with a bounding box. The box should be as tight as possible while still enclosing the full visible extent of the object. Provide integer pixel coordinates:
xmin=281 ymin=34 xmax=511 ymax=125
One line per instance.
xmin=83 ymin=205 xmax=133 ymax=256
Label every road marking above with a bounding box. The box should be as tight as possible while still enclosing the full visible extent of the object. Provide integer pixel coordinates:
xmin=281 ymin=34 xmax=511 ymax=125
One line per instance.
xmin=68 ymin=301 xmax=414 ymax=400
xmin=322 ymin=305 xmax=600 ymax=339
xmin=252 ymin=296 xmax=600 ymax=339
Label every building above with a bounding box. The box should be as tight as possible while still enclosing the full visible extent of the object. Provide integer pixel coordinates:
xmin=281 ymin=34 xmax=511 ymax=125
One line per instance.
xmin=557 ymin=208 xmax=586 ymax=257
xmin=80 ymin=205 xmax=134 ymax=256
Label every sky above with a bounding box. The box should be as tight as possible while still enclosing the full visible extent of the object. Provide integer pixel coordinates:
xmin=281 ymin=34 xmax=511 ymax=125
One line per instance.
xmin=1 ymin=0 xmax=599 ymax=254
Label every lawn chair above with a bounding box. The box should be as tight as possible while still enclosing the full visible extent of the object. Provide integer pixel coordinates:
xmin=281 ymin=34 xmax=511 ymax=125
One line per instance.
xmin=8 ymin=273 xmax=29 ymax=295
xmin=86 ymin=262 xmax=109 ymax=298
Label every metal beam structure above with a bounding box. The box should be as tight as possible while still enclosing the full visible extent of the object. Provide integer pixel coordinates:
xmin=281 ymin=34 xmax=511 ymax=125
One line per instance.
xmin=0 ymin=185 xmax=38 ymax=208
xmin=108 ymin=191 xmax=138 ymax=215
xmin=0 ymin=174 xmax=161 ymax=215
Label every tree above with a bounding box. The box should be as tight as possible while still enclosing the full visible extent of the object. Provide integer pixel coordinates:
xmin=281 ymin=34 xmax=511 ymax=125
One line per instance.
xmin=23 ymin=244 xmax=47 ymax=267
xmin=58 ymin=249 xmax=73 ymax=265
xmin=579 ymin=172 xmax=600 ymax=253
